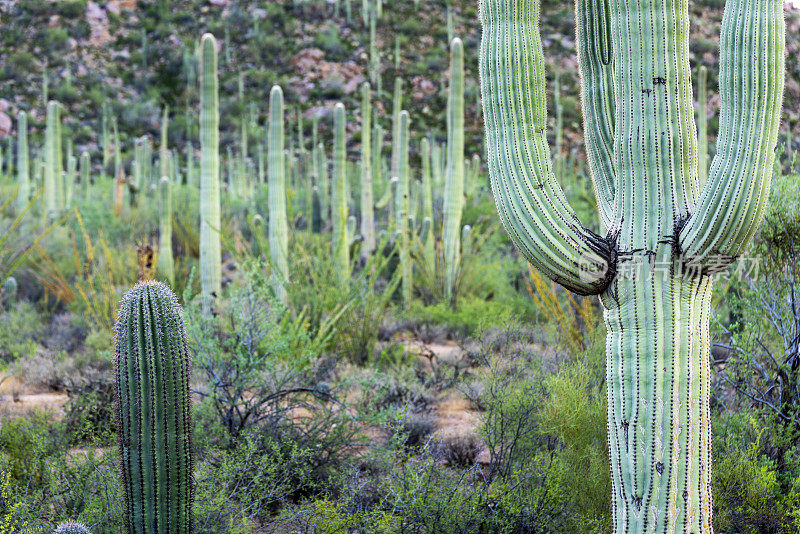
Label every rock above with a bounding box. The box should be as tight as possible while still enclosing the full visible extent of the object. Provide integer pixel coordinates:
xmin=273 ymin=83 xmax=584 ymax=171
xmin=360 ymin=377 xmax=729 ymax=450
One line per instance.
xmin=0 ymin=99 xmax=9 ymax=112
xmin=0 ymin=113 xmax=11 ymax=139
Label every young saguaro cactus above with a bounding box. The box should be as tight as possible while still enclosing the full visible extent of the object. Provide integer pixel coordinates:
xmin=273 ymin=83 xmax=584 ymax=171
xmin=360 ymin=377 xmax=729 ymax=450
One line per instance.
xmin=443 ymin=38 xmax=464 ymax=305
xmin=268 ymin=86 xmax=289 ymax=304
xmin=200 ymin=33 xmax=221 ymax=314
xmin=16 ymin=111 xmax=29 ymax=212
xmin=396 ymin=111 xmax=411 ymax=306
xmin=360 ymin=82 xmax=376 ymax=258
xmin=114 ymin=281 xmax=193 ymax=534
xmin=332 ymin=103 xmax=349 ymax=284
xmin=53 ymin=522 xmax=92 ymax=534
xmin=158 ymin=177 xmax=174 ymax=282
xmin=479 ymin=0 xmax=785 ymax=531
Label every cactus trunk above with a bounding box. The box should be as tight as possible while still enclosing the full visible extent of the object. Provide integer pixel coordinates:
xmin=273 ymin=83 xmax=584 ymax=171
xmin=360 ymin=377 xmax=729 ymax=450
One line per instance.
xmin=200 ymin=33 xmax=221 ymax=314
xmin=360 ymin=82 xmax=376 ymax=257
xmin=16 ymin=111 xmax=28 ymax=212
xmin=332 ymin=103 xmax=349 ymax=284
xmin=268 ymin=86 xmax=289 ymax=304
xmin=479 ymin=0 xmax=785 ymax=531
xmin=114 ymin=281 xmax=193 ymax=534
xmin=443 ymin=38 xmax=464 ymax=305
xmin=396 ymin=111 xmax=411 ymax=306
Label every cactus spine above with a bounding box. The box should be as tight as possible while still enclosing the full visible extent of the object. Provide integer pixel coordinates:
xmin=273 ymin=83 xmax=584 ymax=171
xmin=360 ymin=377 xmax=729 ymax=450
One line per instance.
xmin=53 ymin=522 xmax=92 ymax=534
xmin=200 ymin=33 xmax=221 ymax=314
xmin=332 ymin=103 xmax=349 ymax=284
xmin=268 ymin=86 xmax=289 ymax=304
xmin=16 ymin=111 xmax=28 ymax=212
xmin=443 ymin=38 xmax=464 ymax=305
xmin=360 ymin=83 xmax=376 ymax=257
xmin=114 ymin=281 xmax=193 ymax=534
xmin=479 ymin=0 xmax=785 ymax=530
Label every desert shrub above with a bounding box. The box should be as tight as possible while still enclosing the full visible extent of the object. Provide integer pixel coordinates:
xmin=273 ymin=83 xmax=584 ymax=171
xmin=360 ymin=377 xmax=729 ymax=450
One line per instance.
xmin=0 ymin=412 xmax=66 ymax=489
xmin=432 ymin=434 xmax=481 ymax=467
xmin=712 ymin=412 xmax=800 ymax=533
xmin=194 ymin=431 xmax=321 ymax=533
xmin=0 ymin=301 xmax=41 ymax=363
xmin=539 ymin=338 xmax=610 ymax=531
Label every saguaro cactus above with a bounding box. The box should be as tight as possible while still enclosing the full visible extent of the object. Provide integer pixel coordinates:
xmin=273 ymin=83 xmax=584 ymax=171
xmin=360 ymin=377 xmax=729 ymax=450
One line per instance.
xmin=697 ymin=65 xmax=708 ymax=187
xmin=53 ymin=522 xmax=92 ymax=534
xmin=200 ymin=33 xmax=221 ymax=314
xmin=360 ymin=82 xmax=376 ymax=257
xmin=114 ymin=281 xmax=193 ymax=534
xmin=479 ymin=0 xmax=785 ymax=531
xmin=16 ymin=111 xmax=28 ymax=212
xmin=268 ymin=86 xmax=289 ymax=304
xmin=396 ymin=111 xmax=411 ymax=306
xmin=44 ymin=101 xmax=59 ymax=218
xmin=443 ymin=38 xmax=464 ymax=305
xmin=332 ymin=103 xmax=349 ymax=284
xmin=158 ymin=177 xmax=174 ymax=282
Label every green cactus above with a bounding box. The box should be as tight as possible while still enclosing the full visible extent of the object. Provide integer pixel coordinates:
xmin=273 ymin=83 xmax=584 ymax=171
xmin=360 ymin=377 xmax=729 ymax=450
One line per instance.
xmin=80 ymin=151 xmax=90 ymax=197
xmin=44 ymin=101 xmax=59 ymax=218
xmin=315 ymin=142 xmax=329 ymax=222
xmin=65 ymin=154 xmax=76 ymax=208
xmin=360 ymin=82 xmax=376 ymax=257
xmin=16 ymin=111 xmax=29 ymax=212
xmin=158 ymin=177 xmax=174 ymax=282
xmin=199 ymin=33 xmax=221 ymax=314
xmin=396 ymin=111 xmax=412 ymax=306
xmin=443 ymin=38 xmax=464 ymax=305
xmin=3 ymin=276 xmax=17 ymax=306
xmin=697 ymin=65 xmax=708 ymax=187
xmin=53 ymin=521 xmax=92 ymax=534
xmin=268 ymin=86 xmax=289 ymax=304
xmin=389 ymin=77 xmax=403 ymax=211
xmin=479 ymin=0 xmax=785 ymax=530
xmin=114 ymin=281 xmax=193 ymax=534
xmin=420 ymin=136 xmax=435 ymax=272
xmin=332 ymin=103 xmax=349 ymax=284
xmin=368 ymin=5 xmax=380 ymax=91
xmin=160 ymin=107 xmax=169 ymax=183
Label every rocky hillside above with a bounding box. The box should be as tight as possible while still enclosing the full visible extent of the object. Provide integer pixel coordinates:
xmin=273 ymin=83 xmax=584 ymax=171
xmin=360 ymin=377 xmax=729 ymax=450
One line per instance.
xmin=0 ymin=0 xmax=797 ymax=167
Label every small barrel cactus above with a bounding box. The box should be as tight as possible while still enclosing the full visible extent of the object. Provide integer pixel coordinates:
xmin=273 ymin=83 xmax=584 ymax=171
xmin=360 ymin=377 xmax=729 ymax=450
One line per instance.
xmin=114 ymin=281 xmax=193 ymax=534
xmin=53 ymin=521 xmax=92 ymax=534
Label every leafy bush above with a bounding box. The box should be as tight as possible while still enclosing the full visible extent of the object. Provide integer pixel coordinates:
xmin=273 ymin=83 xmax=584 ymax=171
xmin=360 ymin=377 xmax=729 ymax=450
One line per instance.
xmin=712 ymin=412 xmax=800 ymax=533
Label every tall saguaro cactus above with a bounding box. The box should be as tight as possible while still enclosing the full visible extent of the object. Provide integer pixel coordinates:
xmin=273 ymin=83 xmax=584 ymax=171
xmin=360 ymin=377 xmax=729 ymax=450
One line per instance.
xmin=396 ymin=111 xmax=411 ymax=306
xmin=114 ymin=281 xmax=193 ymax=534
xmin=479 ymin=0 xmax=785 ymax=532
xmin=268 ymin=86 xmax=289 ymax=304
xmin=360 ymin=82 xmax=376 ymax=257
xmin=16 ymin=111 xmax=29 ymax=212
xmin=443 ymin=37 xmax=464 ymax=305
xmin=200 ymin=33 xmax=221 ymax=314
xmin=332 ymin=103 xmax=349 ymax=284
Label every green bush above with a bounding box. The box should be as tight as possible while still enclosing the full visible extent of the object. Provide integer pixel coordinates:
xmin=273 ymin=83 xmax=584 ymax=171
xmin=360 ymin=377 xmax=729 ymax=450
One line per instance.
xmin=712 ymin=412 xmax=800 ymax=533
xmin=0 ymin=301 xmax=41 ymax=364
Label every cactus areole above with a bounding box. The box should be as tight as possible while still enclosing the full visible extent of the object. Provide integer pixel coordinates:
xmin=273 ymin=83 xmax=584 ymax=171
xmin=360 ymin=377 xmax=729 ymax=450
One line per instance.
xmin=478 ymin=0 xmax=785 ymax=532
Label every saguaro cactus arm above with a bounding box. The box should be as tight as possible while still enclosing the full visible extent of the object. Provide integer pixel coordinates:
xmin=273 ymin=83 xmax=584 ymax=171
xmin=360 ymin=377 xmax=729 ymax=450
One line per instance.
xmin=479 ymin=0 xmax=614 ymax=295
xmin=679 ymin=0 xmax=785 ymax=264
xmin=575 ymin=0 xmax=616 ymax=230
